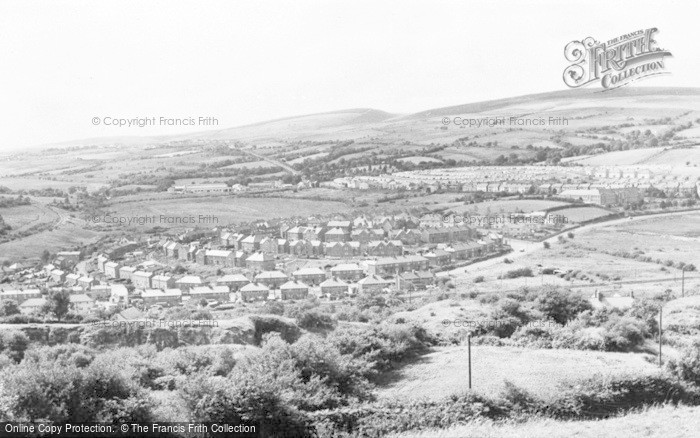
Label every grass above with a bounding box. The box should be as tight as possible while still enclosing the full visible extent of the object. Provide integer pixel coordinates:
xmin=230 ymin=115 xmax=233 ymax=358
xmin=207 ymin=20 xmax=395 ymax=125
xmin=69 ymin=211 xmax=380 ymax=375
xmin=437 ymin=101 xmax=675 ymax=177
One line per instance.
xmin=387 ymin=405 xmax=700 ymax=438
xmin=664 ymin=296 xmax=700 ymax=334
xmin=556 ymin=206 xmax=612 ymax=223
xmin=105 ymin=196 xmax=350 ymax=228
xmin=377 ymin=345 xmax=660 ymax=402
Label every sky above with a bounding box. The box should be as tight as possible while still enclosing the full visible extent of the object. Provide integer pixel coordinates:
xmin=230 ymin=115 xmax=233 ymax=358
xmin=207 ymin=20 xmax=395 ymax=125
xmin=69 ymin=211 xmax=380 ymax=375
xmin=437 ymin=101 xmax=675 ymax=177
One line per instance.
xmin=0 ymin=0 xmax=698 ymax=150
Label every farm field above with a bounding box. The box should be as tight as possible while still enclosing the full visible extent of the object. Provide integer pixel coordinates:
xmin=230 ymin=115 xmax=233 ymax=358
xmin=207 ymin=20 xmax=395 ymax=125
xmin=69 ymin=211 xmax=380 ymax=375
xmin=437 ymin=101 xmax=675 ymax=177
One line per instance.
xmin=378 ymin=346 xmax=659 ymax=402
xmin=615 ymin=211 xmax=700 ymax=238
xmin=0 ymin=204 xmax=58 ymax=230
xmin=104 ymin=196 xmax=351 ymax=229
xmin=397 ymin=156 xmax=444 ymax=164
xmin=449 ymin=199 xmax=570 ymax=215
xmin=0 ymin=219 xmax=100 ymax=263
xmin=221 ymin=160 xmax=278 ymax=170
xmin=555 ymin=206 xmax=612 ymax=223
xmin=389 ymin=405 xmax=700 ymax=438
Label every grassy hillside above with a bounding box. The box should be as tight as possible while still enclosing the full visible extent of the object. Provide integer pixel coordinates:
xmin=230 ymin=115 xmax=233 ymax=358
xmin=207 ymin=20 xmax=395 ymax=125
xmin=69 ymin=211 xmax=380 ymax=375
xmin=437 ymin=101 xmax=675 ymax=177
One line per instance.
xmin=388 ymin=405 xmax=700 ymax=438
xmin=378 ymin=345 xmax=660 ymax=402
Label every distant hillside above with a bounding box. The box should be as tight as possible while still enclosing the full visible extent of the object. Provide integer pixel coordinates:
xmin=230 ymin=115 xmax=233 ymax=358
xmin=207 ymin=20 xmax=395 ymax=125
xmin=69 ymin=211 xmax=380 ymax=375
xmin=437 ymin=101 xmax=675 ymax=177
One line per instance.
xmin=407 ymin=87 xmax=700 ymax=119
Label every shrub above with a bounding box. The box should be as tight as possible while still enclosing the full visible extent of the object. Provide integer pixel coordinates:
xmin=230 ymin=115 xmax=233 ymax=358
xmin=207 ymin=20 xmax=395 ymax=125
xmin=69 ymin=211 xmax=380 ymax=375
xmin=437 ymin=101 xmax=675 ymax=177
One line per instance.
xmin=545 ymin=374 xmax=700 ymax=419
xmin=473 ymin=276 xmax=485 ymax=283
xmin=0 ymin=330 xmax=29 ymax=362
xmin=249 ymin=315 xmax=302 ymax=345
xmin=533 ymin=287 xmax=592 ymax=325
xmin=311 ymin=392 xmax=508 ymax=438
xmin=297 ymin=310 xmax=336 ymax=330
xmin=500 ymin=268 xmax=533 ymax=279
xmin=0 ymin=359 xmax=152 ymax=422
xmin=180 ymin=374 xmax=314 ymax=437
xmin=667 ymin=341 xmax=700 ymax=385
xmin=328 ymin=323 xmax=435 ymax=375
xmin=0 ymin=299 xmax=20 ymax=317
xmin=602 ymin=316 xmax=648 ymax=351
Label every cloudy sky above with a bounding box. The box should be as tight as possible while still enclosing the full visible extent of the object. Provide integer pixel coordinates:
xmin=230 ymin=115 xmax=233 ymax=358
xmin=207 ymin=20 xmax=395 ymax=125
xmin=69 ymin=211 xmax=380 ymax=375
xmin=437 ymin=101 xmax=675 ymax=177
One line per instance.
xmin=0 ymin=0 xmax=697 ymax=149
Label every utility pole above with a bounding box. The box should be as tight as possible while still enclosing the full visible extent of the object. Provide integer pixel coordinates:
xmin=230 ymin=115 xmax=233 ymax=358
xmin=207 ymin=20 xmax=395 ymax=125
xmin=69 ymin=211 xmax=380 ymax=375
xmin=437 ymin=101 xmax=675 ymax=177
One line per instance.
xmin=467 ymin=334 xmax=472 ymax=390
xmin=682 ymin=268 xmax=686 ymax=297
xmin=658 ymin=306 xmax=663 ymax=367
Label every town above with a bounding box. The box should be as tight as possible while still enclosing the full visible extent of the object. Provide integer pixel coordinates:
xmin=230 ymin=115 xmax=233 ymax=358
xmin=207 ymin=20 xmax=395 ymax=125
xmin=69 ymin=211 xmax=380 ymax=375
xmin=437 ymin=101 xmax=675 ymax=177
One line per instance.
xmin=0 ymin=212 xmax=506 ymax=320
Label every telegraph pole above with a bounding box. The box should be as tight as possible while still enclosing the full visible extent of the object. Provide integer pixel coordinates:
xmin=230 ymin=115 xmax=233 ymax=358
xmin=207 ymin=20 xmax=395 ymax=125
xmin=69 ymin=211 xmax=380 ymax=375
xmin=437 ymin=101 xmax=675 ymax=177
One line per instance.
xmin=467 ymin=334 xmax=472 ymax=389
xmin=682 ymin=268 xmax=686 ymax=297
xmin=658 ymin=306 xmax=663 ymax=367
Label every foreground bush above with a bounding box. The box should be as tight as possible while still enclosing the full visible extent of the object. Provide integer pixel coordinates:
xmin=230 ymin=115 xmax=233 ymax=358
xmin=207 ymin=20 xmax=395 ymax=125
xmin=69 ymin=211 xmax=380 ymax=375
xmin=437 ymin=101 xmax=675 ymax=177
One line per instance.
xmin=544 ymin=374 xmax=700 ymax=419
xmin=0 ymin=359 xmax=153 ymax=422
xmin=328 ymin=323 xmax=435 ymax=375
xmin=311 ymin=392 xmax=508 ymax=438
xmin=668 ymin=341 xmax=700 ymax=386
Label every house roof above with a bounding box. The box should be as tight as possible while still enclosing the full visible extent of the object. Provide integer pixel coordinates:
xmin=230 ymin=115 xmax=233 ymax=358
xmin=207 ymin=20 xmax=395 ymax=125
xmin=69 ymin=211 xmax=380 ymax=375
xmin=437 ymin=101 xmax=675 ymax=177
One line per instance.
xmin=366 ymin=255 xmax=428 ymax=266
xmin=206 ymin=250 xmax=233 ymax=257
xmin=117 ymin=307 xmax=145 ymax=320
xmin=246 ymin=252 xmax=274 ymax=262
xmin=280 ymin=280 xmax=309 ymax=290
xmin=293 ymin=267 xmax=326 ymax=276
xmin=190 ymin=287 xmax=220 ymax=295
xmin=176 ymin=275 xmax=203 ymax=285
xmin=330 ymin=263 xmax=362 ymax=272
xmin=358 ymin=275 xmax=392 ymax=286
xmin=254 ymin=271 xmax=288 ymax=280
xmin=111 ymin=284 xmax=129 ymax=297
xmin=70 ymin=294 xmax=94 ymax=303
xmin=320 ymin=278 xmax=348 ymax=288
xmin=20 ymin=298 xmax=48 ymax=308
xmin=240 ymin=282 xmax=270 ymax=292
xmin=217 ymin=274 xmax=250 ymax=283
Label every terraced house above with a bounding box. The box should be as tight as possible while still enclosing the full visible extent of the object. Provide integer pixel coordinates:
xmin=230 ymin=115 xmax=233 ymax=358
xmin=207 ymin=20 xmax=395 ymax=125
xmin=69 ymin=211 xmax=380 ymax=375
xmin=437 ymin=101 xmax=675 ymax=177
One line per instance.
xmin=365 ymin=255 xmax=430 ymax=277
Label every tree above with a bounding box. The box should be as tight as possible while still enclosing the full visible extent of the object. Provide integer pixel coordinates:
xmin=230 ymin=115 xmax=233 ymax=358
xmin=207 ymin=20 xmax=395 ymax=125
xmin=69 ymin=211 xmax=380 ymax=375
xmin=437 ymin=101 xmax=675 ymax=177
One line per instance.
xmin=0 ymin=330 xmax=29 ymax=362
xmin=0 ymin=299 xmax=20 ymax=317
xmin=40 ymin=249 xmax=51 ymax=264
xmin=43 ymin=290 xmax=71 ymax=321
xmin=534 ymin=287 xmax=592 ymax=325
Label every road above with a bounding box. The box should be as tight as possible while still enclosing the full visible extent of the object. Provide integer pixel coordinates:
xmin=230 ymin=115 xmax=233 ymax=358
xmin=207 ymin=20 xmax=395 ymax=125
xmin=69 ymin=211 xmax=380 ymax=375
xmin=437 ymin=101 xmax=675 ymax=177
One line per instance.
xmin=234 ymin=147 xmax=300 ymax=176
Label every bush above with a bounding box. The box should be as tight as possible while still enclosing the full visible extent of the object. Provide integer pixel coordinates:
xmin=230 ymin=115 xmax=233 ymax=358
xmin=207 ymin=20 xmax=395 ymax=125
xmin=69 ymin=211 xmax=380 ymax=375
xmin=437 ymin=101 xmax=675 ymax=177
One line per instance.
xmin=667 ymin=341 xmax=700 ymax=385
xmin=0 ymin=358 xmax=152 ymax=422
xmin=473 ymin=276 xmax=485 ymax=283
xmin=328 ymin=323 xmax=435 ymax=375
xmin=0 ymin=314 xmax=44 ymax=324
xmin=545 ymin=374 xmax=700 ymax=419
xmin=602 ymin=316 xmax=648 ymax=351
xmin=297 ymin=310 xmax=336 ymax=330
xmin=0 ymin=299 xmax=20 ymax=316
xmin=500 ymin=268 xmax=533 ymax=279
xmin=180 ymin=374 xmax=314 ymax=437
xmin=312 ymin=392 xmax=508 ymax=438
xmin=0 ymin=330 xmax=29 ymax=362
xmin=249 ymin=315 xmax=302 ymax=345
xmin=533 ymin=287 xmax=592 ymax=325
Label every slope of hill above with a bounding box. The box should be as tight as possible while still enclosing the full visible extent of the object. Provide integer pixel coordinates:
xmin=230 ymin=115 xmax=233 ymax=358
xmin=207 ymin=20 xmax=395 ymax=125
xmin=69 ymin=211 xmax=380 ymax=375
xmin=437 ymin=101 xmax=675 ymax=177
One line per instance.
xmin=389 ymin=405 xmax=700 ymax=438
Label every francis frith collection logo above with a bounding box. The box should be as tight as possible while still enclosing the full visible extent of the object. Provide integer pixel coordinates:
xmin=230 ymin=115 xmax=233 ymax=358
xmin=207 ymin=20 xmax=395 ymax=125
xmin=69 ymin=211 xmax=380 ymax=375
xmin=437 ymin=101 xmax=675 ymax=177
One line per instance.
xmin=563 ymin=28 xmax=672 ymax=90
